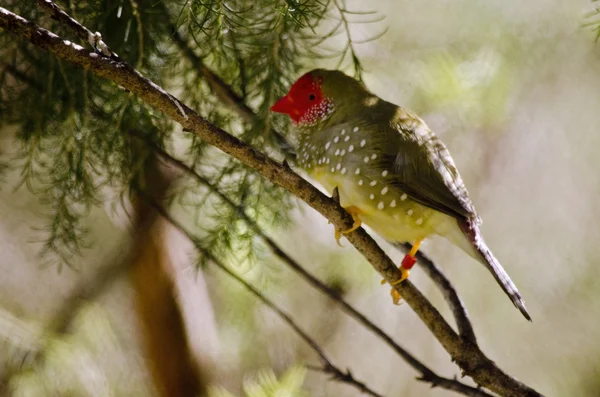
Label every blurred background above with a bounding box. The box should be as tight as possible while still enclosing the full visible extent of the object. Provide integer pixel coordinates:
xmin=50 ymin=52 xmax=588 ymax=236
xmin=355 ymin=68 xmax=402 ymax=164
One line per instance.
xmin=1 ymin=0 xmax=600 ymax=396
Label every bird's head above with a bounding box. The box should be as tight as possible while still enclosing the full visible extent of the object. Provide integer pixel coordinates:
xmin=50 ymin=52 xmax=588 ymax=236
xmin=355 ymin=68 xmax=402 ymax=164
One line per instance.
xmin=270 ymin=69 xmax=369 ymax=127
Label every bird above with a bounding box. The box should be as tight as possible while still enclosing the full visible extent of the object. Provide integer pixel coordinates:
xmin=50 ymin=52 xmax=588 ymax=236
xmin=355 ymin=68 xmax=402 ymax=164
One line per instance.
xmin=270 ymin=69 xmax=531 ymax=321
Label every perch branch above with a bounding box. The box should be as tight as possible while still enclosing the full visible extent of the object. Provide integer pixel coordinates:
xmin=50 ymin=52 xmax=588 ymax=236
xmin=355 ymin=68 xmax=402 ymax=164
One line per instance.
xmin=0 ymin=7 xmax=542 ymax=397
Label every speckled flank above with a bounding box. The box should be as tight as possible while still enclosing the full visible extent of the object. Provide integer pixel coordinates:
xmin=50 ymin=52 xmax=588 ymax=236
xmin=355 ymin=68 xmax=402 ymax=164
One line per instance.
xmin=298 ymin=122 xmax=439 ymax=243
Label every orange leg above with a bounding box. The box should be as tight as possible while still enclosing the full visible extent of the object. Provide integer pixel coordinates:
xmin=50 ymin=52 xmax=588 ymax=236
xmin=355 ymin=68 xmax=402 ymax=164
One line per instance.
xmin=382 ymin=239 xmax=423 ymax=305
xmin=333 ymin=206 xmax=362 ymax=247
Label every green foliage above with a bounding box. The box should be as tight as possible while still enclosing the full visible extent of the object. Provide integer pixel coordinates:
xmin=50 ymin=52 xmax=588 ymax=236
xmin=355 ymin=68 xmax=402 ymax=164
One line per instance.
xmin=1 ymin=0 xmax=171 ymax=266
xmin=584 ymin=1 xmax=600 ymax=42
xmin=0 ymin=0 xmax=383 ymax=269
xmin=209 ymin=366 xmax=309 ymax=397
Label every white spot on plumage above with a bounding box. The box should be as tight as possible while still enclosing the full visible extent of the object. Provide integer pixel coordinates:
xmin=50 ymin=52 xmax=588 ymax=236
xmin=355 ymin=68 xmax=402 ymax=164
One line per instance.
xmin=360 ymin=139 xmax=366 ymax=147
xmin=381 ymin=187 xmax=388 ymax=195
xmin=325 ymin=142 xmax=331 ymax=150
xmin=331 ymin=167 xmax=335 ymax=172
xmin=341 ymin=167 xmax=347 ymax=174
xmin=335 ymin=149 xmax=340 ymax=155
xmin=371 ymin=154 xmax=377 ymax=160
xmin=401 ymin=193 xmax=408 ymax=201
xmin=381 ymin=170 xmax=388 ymax=177
xmin=348 ymin=145 xmax=354 ymax=152
xmin=363 ymin=157 xmax=369 ymax=163
xmin=377 ymin=201 xmax=384 ymax=210
xmin=340 ymin=150 xmax=346 ymax=156
xmin=334 ymin=136 xmax=339 ymax=143
xmin=344 ymin=135 xmax=350 ymax=142
xmin=390 ymin=200 xmax=396 ymax=208
xmin=369 ymin=194 xmax=375 ymax=200
xmin=299 ymin=99 xmax=335 ymax=126
xmin=358 ymin=180 xmax=363 ymax=185
xmin=336 ymin=163 xmax=341 ymax=170
xmin=407 ymin=209 xmax=413 ymax=216
xmin=355 ymin=168 xmax=360 ymax=175
xmin=341 ymin=129 xmax=346 ymax=135
xmin=369 ymin=181 xmax=377 ymax=187
xmin=364 ymin=97 xmax=379 ymax=107
xmin=416 ymin=218 xmax=423 ymax=225
xmin=353 ymin=127 xmax=359 ymax=132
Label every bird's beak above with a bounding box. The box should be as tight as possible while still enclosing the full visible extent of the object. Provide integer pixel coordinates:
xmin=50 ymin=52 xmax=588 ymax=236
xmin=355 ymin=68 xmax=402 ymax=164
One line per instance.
xmin=270 ymin=95 xmax=293 ymax=115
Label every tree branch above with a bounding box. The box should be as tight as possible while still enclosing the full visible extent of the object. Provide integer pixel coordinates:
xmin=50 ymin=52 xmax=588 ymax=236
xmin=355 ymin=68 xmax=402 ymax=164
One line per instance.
xmin=130 ymin=130 xmax=494 ymax=397
xmin=34 ymin=0 xmax=113 ymax=57
xmin=0 ymin=7 xmax=543 ymax=397
xmin=164 ymin=15 xmax=296 ymax=160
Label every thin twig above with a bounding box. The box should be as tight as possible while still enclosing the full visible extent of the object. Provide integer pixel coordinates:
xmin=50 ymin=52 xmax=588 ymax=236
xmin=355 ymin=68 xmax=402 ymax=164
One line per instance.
xmin=128 ymin=0 xmax=144 ymax=69
xmin=130 ymin=130 xmax=493 ymax=397
xmin=332 ymin=0 xmax=364 ymax=80
xmin=305 ymin=365 xmax=384 ymax=397
xmin=34 ymin=0 xmax=114 ymax=58
xmin=145 ymin=195 xmax=385 ymax=397
xmin=0 ymin=8 xmax=543 ymax=397
xmin=396 ymin=243 xmax=478 ymax=345
xmin=165 ymin=18 xmax=296 ymax=161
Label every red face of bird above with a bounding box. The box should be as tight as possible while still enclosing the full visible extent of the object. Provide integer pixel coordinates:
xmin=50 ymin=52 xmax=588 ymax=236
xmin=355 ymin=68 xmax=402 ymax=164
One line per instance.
xmin=270 ymin=72 xmax=330 ymax=125
xmin=271 ymin=69 xmax=376 ymax=128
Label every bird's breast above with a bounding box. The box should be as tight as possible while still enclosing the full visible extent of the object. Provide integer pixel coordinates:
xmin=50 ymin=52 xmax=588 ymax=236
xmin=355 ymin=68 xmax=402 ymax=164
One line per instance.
xmin=298 ymin=122 xmax=448 ymax=243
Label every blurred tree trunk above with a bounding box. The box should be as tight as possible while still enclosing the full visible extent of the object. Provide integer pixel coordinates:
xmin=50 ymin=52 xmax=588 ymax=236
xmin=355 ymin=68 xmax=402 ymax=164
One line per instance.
xmin=129 ymin=154 xmax=207 ymax=397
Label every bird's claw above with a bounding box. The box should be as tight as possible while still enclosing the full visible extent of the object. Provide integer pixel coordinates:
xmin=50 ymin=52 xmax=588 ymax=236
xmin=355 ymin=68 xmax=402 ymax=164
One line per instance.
xmin=381 ymin=265 xmax=411 ymax=305
xmin=332 ymin=206 xmax=362 ymax=247
xmin=380 ymin=241 xmax=421 ymax=303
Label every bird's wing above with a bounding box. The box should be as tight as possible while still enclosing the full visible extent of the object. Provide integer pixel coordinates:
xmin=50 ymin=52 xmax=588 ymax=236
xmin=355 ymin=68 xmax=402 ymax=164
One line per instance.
xmin=376 ymin=108 xmax=479 ymax=222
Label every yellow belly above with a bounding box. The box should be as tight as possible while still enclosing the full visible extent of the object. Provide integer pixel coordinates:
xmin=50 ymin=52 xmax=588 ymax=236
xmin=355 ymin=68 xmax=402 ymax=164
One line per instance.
xmin=311 ymin=167 xmax=449 ymax=243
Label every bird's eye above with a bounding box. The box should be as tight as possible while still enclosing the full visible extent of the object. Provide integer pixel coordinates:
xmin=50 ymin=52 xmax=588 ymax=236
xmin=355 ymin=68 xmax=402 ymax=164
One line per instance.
xmin=309 ymin=94 xmax=316 ymax=101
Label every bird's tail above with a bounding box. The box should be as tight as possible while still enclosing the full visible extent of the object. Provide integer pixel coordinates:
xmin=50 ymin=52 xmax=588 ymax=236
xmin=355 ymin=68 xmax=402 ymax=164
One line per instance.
xmin=447 ymin=219 xmax=531 ymax=321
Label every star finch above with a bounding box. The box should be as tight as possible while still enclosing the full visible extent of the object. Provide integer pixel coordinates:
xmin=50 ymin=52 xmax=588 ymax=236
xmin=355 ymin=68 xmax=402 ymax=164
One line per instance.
xmin=271 ymin=69 xmax=530 ymax=320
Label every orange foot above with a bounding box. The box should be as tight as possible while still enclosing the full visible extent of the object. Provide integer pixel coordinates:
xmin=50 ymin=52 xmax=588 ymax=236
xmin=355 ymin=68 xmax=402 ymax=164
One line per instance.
xmin=382 ymin=239 xmax=423 ymax=304
xmin=333 ymin=206 xmax=362 ymax=247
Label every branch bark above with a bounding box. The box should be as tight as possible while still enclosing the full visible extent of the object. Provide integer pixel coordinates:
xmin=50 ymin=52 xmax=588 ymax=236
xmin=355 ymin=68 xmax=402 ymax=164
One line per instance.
xmin=0 ymin=7 xmax=543 ymax=397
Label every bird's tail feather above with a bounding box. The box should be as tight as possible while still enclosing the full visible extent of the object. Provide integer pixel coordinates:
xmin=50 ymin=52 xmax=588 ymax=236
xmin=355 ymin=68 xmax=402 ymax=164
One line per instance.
xmin=455 ymin=220 xmax=531 ymax=321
